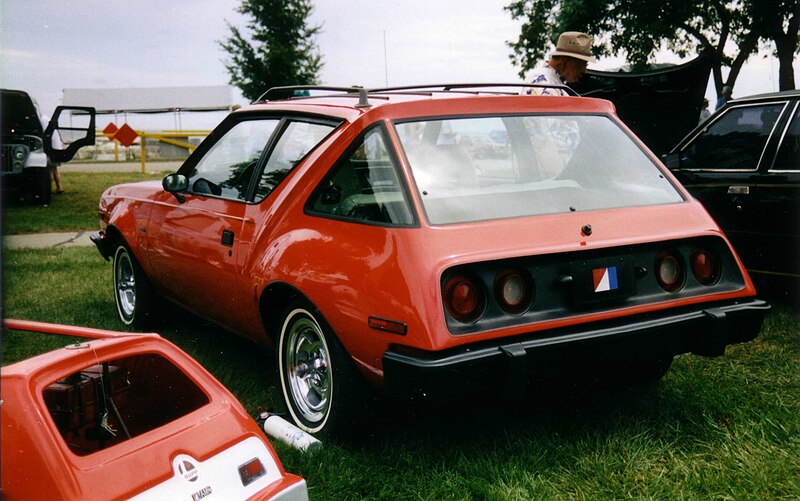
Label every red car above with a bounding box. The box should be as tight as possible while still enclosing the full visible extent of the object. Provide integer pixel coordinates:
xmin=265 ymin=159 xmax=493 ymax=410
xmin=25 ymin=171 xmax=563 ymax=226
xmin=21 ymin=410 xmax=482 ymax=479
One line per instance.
xmin=92 ymin=84 xmax=769 ymax=436
xmin=1 ymin=319 xmax=308 ymax=500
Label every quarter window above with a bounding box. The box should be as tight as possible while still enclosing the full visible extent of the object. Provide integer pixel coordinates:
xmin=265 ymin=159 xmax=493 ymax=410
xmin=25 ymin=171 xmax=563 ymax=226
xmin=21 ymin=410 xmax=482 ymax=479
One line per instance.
xmin=254 ymin=121 xmax=335 ymax=202
xmin=681 ymin=103 xmax=785 ymax=170
xmin=308 ymin=127 xmax=414 ymax=225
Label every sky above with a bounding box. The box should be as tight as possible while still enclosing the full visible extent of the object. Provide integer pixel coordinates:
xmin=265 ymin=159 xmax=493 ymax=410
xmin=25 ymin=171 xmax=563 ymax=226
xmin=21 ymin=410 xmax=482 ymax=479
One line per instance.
xmin=1 ymin=0 xmax=796 ymax=130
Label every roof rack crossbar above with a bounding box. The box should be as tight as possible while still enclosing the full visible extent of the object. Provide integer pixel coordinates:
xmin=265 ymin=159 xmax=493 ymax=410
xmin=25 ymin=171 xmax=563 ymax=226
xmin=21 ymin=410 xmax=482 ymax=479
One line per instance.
xmin=256 ymin=85 xmax=367 ymax=103
xmin=370 ymin=83 xmax=578 ymax=96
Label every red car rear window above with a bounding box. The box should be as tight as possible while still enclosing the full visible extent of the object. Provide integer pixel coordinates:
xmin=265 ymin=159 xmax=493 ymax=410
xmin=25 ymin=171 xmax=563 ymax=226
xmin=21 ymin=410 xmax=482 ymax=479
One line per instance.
xmin=395 ymin=115 xmax=683 ymax=224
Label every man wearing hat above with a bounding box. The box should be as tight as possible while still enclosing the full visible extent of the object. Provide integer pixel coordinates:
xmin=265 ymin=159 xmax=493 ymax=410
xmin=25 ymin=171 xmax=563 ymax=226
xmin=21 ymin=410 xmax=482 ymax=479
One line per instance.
xmin=526 ymin=31 xmax=594 ymax=96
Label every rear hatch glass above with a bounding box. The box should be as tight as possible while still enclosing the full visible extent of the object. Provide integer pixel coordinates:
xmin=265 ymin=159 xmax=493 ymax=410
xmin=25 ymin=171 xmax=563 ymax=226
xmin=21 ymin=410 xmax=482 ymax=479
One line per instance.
xmin=395 ymin=115 xmax=683 ymax=224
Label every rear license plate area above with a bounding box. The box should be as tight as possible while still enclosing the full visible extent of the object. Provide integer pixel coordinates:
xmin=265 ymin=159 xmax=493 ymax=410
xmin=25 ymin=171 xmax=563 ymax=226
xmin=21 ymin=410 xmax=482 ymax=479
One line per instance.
xmin=569 ymin=256 xmax=636 ymax=305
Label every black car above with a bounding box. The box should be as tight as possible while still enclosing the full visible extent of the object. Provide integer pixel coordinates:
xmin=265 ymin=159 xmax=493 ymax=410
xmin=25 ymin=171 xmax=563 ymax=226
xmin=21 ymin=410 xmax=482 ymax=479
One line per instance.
xmin=1 ymin=89 xmax=96 ymax=205
xmin=664 ymin=90 xmax=800 ymax=295
xmin=1 ymin=89 xmax=53 ymax=204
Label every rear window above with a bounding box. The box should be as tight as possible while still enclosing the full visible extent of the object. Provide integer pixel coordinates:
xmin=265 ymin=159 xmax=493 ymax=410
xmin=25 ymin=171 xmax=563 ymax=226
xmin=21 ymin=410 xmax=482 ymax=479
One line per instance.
xmin=43 ymin=353 xmax=209 ymax=456
xmin=395 ymin=115 xmax=682 ymax=225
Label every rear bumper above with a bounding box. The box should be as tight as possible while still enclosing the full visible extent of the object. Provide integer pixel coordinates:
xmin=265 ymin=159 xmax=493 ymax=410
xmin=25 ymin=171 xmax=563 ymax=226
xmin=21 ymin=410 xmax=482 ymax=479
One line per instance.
xmin=382 ymin=298 xmax=770 ymax=399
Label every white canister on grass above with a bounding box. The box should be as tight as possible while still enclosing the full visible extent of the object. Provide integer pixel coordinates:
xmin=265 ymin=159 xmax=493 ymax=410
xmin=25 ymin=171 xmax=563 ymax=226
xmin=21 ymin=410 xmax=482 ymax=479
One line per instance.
xmin=261 ymin=412 xmax=322 ymax=452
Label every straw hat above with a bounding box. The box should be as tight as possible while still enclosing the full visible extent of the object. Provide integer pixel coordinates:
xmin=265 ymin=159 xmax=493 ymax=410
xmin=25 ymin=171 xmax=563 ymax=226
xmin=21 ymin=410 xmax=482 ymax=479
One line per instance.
xmin=551 ymin=31 xmax=595 ymax=62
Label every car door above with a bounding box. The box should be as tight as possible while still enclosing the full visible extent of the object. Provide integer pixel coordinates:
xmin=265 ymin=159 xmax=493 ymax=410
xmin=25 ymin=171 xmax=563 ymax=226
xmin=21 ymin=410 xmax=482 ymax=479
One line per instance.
xmin=146 ymin=115 xmax=339 ymax=332
xmin=146 ymin=117 xmax=282 ymax=324
xmin=670 ymin=98 xmax=799 ymax=277
xmin=758 ymin=101 xmax=800 ymax=277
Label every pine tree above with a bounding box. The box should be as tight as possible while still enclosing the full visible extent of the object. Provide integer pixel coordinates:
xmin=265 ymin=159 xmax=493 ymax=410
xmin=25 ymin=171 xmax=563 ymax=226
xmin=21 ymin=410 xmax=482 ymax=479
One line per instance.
xmin=220 ymin=0 xmax=323 ymax=101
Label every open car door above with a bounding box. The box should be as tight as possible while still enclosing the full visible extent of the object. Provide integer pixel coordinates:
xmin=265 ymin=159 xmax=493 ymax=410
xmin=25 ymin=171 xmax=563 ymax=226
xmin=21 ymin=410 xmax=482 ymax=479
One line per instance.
xmin=44 ymin=105 xmax=96 ymax=163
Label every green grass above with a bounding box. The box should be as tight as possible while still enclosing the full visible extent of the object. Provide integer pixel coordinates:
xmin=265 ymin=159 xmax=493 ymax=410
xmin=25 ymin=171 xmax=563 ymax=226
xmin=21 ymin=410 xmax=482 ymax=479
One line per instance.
xmin=2 ymin=171 xmax=166 ymax=235
xmin=2 ymin=246 xmax=799 ymax=499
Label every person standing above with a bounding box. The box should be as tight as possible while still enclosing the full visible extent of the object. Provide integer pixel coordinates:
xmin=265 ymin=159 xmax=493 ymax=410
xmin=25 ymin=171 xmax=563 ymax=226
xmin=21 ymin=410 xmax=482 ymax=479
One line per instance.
xmin=41 ymin=115 xmax=64 ymax=194
xmin=525 ymin=31 xmax=594 ymax=96
xmin=715 ymin=86 xmax=732 ymax=110
xmin=699 ymin=98 xmax=711 ymax=123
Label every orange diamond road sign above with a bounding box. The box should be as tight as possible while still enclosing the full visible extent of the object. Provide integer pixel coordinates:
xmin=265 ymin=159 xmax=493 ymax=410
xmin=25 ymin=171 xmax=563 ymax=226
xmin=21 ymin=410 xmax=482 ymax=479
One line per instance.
xmin=103 ymin=123 xmax=118 ymax=136
xmin=114 ymin=123 xmax=139 ymax=147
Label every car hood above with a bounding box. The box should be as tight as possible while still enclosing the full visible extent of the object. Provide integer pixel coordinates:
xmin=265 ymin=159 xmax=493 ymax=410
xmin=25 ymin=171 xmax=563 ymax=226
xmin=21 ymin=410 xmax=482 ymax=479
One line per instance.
xmin=571 ymin=54 xmax=712 ymax=156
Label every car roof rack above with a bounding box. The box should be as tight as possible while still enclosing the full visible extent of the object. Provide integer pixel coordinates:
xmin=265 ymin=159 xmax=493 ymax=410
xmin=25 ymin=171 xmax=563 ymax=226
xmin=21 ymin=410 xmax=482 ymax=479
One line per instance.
xmin=257 ymin=86 xmax=373 ymax=106
xmin=256 ymin=83 xmax=579 ymax=107
xmin=370 ymin=83 xmax=578 ymax=96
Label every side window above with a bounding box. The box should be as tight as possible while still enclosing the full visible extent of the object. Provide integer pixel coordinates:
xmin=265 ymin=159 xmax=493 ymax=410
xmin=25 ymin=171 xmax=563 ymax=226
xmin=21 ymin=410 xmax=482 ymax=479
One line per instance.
xmin=772 ymin=105 xmax=800 ymax=171
xmin=253 ymin=121 xmax=335 ymax=202
xmin=681 ymin=103 xmax=785 ymax=170
xmin=308 ymin=127 xmax=414 ymax=225
xmin=188 ymin=119 xmax=279 ymax=200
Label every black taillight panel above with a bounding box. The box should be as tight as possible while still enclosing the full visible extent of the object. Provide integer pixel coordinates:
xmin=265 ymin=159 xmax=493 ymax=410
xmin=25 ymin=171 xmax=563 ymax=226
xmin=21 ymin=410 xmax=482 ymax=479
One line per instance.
xmin=441 ymin=236 xmax=744 ymax=335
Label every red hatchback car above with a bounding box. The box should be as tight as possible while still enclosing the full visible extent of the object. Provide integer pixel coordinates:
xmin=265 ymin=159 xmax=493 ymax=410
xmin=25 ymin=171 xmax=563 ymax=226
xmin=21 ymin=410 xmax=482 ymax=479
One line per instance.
xmin=92 ymin=85 xmax=769 ymax=435
xmin=1 ymin=319 xmax=308 ymax=500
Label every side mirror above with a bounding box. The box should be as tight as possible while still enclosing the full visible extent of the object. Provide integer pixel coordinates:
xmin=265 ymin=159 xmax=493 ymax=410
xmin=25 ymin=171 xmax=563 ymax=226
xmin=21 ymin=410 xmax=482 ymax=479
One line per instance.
xmin=44 ymin=106 xmax=96 ymax=163
xmin=163 ymin=173 xmax=189 ymax=192
xmin=162 ymin=173 xmax=188 ymax=203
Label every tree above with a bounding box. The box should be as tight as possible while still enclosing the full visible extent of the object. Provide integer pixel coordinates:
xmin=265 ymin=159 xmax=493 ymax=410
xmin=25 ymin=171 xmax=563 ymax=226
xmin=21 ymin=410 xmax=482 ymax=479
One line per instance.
xmin=506 ymin=0 xmax=799 ymax=96
xmin=220 ymin=0 xmax=323 ymax=101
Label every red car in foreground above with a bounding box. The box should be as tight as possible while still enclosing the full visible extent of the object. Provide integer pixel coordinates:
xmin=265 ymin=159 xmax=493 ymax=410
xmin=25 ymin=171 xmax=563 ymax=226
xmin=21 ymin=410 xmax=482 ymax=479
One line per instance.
xmin=1 ymin=319 xmax=308 ymax=500
xmin=92 ymin=84 xmax=769 ymax=436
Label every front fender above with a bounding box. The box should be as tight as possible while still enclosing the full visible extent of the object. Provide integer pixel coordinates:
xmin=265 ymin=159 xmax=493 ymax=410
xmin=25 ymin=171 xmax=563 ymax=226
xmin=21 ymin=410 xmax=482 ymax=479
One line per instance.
xmin=98 ymin=189 xmax=154 ymax=264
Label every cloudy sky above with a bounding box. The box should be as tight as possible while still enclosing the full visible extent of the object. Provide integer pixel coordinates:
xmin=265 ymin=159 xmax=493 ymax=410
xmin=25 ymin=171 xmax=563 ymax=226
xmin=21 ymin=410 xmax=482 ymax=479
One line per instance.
xmin=1 ymin=0 xmax=792 ymax=127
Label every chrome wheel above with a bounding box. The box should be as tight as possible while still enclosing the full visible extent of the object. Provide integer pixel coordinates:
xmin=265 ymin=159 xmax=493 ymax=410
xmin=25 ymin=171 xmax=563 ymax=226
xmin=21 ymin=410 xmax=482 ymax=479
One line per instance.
xmin=280 ymin=309 xmax=333 ymax=431
xmin=114 ymin=246 xmax=137 ymax=323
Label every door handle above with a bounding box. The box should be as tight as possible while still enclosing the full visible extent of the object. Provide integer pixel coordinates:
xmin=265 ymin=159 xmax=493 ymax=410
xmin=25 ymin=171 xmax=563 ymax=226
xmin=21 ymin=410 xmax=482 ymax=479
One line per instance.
xmin=221 ymin=230 xmax=235 ymax=247
xmin=727 ymin=186 xmax=750 ymax=195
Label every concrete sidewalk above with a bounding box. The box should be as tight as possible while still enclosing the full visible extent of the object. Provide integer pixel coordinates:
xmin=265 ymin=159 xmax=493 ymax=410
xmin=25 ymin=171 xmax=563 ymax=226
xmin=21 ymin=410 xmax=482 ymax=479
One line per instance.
xmin=3 ymin=231 xmax=95 ymax=250
xmin=4 ymin=162 xmax=180 ymax=250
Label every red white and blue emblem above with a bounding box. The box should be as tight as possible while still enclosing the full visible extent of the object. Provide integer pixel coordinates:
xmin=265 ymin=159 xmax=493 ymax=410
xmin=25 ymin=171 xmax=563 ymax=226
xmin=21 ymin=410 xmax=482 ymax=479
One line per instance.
xmin=592 ymin=266 xmax=619 ymax=293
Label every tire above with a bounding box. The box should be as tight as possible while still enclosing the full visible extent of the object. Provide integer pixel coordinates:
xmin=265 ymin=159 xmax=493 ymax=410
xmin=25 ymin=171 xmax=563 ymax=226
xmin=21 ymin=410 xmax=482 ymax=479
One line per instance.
xmin=277 ymin=305 xmax=365 ymax=436
xmin=113 ymin=244 xmax=154 ymax=327
xmin=31 ymin=167 xmax=51 ymax=206
xmin=633 ymin=355 xmax=674 ymax=384
xmin=609 ymin=355 xmax=674 ymax=386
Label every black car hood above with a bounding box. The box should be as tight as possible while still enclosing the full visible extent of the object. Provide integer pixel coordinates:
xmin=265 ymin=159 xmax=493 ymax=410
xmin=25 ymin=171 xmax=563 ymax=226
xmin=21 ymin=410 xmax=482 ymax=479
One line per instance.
xmin=571 ymin=54 xmax=712 ymax=156
xmin=1 ymin=89 xmax=43 ymax=137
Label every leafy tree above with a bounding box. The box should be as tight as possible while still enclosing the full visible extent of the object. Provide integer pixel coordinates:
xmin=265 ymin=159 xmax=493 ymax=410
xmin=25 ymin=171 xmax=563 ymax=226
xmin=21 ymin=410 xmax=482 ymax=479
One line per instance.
xmin=220 ymin=0 xmax=323 ymax=101
xmin=506 ymin=0 xmax=799 ymax=96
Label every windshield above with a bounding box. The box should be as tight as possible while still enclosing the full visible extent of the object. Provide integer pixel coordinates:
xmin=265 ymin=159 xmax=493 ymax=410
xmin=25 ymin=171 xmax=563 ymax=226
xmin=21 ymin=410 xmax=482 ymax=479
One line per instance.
xmin=395 ymin=115 xmax=683 ymax=224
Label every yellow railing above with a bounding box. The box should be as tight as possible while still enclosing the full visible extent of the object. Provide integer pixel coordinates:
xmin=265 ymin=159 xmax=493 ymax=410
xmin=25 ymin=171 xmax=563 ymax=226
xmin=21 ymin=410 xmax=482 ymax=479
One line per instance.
xmin=97 ymin=130 xmax=211 ymax=173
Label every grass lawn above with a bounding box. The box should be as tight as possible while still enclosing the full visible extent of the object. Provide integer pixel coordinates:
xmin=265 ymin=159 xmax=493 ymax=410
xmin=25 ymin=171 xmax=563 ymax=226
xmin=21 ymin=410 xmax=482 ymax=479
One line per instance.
xmin=2 ymin=246 xmax=798 ymax=499
xmin=2 ymin=171 xmax=166 ymax=235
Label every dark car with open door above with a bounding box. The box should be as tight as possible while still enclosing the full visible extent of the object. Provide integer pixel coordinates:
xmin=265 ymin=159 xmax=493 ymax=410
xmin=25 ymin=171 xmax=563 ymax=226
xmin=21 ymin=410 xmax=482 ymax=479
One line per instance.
xmin=1 ymin=88 xmax=95 ymax=204
xmin=664 ymin=90 xmax=800 ymax=296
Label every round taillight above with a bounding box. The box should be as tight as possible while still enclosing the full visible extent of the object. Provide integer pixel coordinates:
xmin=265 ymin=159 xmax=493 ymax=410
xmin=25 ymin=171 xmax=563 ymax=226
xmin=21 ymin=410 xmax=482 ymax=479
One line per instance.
xmin=691 ymin=249 xmax=721 ymax=285
xmin=443 ymin=275 xmax=484 ymax=323
xmin=655 ymin=252 xmax=684 ymax=292
xmin=494 ymin=270 xmax=533 ymax=314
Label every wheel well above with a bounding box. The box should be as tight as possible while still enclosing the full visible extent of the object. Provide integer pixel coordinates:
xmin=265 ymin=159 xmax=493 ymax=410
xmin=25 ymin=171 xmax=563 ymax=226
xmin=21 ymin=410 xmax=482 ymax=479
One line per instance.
xmin=259 ymin=282 xmax=309 ymax=345
xmin=104 ymin=225 xmax=126 ymax=248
